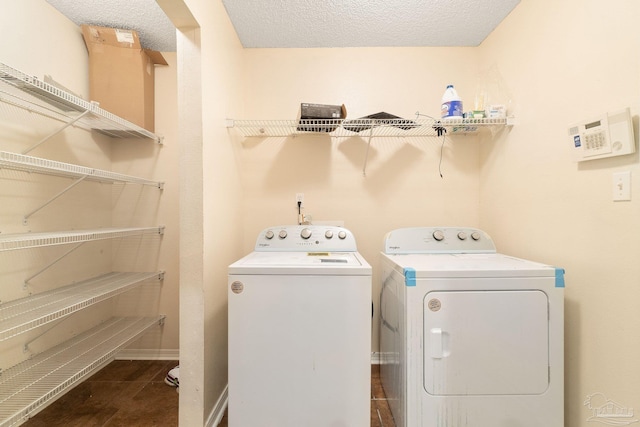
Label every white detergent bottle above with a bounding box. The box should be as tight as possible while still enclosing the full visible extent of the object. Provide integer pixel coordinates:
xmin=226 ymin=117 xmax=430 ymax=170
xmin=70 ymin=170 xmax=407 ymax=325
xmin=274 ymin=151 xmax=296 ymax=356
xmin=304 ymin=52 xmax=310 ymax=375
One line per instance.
xmin=441 ymin=84 xmax=463 ymax=120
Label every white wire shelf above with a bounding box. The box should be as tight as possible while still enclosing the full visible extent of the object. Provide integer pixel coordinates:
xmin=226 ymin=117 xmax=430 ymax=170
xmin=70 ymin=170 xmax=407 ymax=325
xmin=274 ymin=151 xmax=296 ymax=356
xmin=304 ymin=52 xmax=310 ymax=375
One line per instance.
xmin=0 ymin=315 xmax=165 ymax=427
xmin=0 ymin=62 xmax=162 ymax=143
xmin=0 ymin=151 xmax=164 ymax=188
xmin=0 ymin=271 xmax=163 ymax=342
xmin=227 ymin=117 xmax=510 ymax=138
xmin=0 ymin=227 xmax=165 ymax=252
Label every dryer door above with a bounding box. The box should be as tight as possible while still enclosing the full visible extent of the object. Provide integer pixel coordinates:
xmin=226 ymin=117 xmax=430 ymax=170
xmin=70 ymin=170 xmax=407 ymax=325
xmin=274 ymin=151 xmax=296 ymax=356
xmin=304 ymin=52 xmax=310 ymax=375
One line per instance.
xmin=424 ymin=290 xmax=549 ymax=396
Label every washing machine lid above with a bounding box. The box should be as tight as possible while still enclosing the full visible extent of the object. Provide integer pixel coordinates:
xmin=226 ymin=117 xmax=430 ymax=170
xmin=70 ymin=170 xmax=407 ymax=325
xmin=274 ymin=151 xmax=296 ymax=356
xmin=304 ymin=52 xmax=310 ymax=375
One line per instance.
xmin=382 ymin=252 xmax=558 ymax=279
xmin=229 ymin=251 xmax=372 ymax=275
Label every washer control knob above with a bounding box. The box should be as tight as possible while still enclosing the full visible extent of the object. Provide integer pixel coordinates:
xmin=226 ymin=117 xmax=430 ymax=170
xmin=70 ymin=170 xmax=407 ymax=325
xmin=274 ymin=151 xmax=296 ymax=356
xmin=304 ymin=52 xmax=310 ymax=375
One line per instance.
xmin=457 ymin=232 xmax=467 ymax=240
xmin=471 ymin=231 xmax=481 ymax=241
xmin=433 ymin=230 xmax=445 ymax=241
xmin=265 ymin=230 xmax=274 ymax=240
xmin=278 ymin=230 xmax=288 ymax=239
xmin=338 ymin=230 xmax=347 ymax=240
xmin=325 ymin=230 xmax=334 ymax=239
xmin=300 ymin=228 xmax=312 ymax=240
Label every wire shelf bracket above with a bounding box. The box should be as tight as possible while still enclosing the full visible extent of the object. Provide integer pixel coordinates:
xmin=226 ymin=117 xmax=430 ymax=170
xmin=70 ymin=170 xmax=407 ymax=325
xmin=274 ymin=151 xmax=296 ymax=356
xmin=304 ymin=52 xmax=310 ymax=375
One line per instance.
xmin=22 ymin=175 xmax=87 ymax=225
xmin=22 ymin=109 xmax=93 ymax=155
xmin=22 ymin=242 xmax=86 ymax=289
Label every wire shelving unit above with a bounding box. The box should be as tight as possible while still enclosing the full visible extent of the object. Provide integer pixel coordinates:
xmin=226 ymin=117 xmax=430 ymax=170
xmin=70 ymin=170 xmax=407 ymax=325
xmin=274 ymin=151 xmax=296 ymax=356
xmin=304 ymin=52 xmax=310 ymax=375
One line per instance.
xmin=0 ymin=61 xmax=167 ymax=427
xmin=0 ymin=151 xmax=164 ymax=188
xmin=0 ymin=62 xmax=162 ymax=143
xmin=0 ymin=271 xmax=164 ymax=342
xmin=0 ymin=227 xmax=165 ymax=252
xmin=228 ymin=117 xmax=512 ymax=175
xmin=0 ymin=151 xmax=164 ymax=224
xmin=227 ymin=117 xmax=510 ymax=138
xmin=0 ymin=315 xmax=165 ymax=427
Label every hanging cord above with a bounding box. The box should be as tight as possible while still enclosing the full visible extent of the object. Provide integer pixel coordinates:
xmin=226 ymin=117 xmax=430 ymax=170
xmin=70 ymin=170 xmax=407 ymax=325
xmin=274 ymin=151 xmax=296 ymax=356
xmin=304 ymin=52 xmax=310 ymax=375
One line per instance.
xmin=416 ymin=112 xmax=447 ymax=178
xmin=437 ymin=130 xmax=446 ymax=178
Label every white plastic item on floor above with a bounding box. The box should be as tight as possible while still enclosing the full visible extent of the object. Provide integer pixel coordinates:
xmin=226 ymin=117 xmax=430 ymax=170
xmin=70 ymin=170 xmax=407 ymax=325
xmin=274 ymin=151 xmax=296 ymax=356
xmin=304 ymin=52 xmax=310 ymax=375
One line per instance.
xmin=164 ymin=365 xmax=179 ymax=387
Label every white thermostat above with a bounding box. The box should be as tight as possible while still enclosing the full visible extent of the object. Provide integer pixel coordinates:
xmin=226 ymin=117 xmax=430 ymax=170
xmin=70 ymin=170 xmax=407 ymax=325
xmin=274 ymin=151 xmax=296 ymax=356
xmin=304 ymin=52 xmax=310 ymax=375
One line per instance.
xmin=569 ymin=108 xmax=635 ymax=162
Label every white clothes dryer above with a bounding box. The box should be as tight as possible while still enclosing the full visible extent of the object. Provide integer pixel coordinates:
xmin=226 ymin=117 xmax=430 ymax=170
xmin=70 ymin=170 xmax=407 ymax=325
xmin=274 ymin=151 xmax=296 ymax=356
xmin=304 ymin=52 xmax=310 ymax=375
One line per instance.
xmin=228 ymin=225 xmax=372 ymax=427
xmin=379 ymin=227 xmax=564 ymax=427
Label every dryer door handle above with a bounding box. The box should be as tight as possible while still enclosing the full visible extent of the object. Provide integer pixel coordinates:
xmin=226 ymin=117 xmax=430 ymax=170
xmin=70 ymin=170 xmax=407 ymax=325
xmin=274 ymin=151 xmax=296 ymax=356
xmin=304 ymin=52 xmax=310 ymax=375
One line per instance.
xmin=430 ymin=328 xmax=443 ymax=358
xmin=429 ymin=328 xmax=450 ymax=359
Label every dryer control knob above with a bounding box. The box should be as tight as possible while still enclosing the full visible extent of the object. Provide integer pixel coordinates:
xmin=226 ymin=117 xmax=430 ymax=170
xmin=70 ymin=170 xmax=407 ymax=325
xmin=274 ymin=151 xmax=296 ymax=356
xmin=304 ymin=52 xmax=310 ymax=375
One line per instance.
xmin=471 ymin=231 xmax=481 ymax=241
xmin=457 ymin=232 xmax=467 ymax=240
xmin=433 ymin=230 xmax=445 ymax=241
xmin=300 ymin=228 xmax=312 ymax=239
xmin=325 ymin=230 xmax=334 ymax=239
xmin=265 ymin=230 xmax=274 ymax=240
xmin=278 ymin=230 xmax=288 ymax=239
xmin=338 ymin=230 xmax=347 ymax=240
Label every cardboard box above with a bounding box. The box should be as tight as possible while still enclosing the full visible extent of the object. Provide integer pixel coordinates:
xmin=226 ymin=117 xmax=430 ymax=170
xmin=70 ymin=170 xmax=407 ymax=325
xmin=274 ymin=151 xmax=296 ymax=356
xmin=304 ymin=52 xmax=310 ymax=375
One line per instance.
xmin=81 ymin=25 xmax=167 ymax=132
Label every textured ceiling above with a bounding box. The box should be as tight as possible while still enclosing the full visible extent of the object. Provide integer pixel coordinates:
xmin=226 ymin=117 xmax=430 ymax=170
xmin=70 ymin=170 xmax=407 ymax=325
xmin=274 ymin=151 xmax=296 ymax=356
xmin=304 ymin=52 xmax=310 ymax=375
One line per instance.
xmin=222 ymin=0 xmax=521 ymax=48
xmin=46 ymin=0 xmax=177 ymax=52
xmin=46 ymin=0 xmax=520 ymax=51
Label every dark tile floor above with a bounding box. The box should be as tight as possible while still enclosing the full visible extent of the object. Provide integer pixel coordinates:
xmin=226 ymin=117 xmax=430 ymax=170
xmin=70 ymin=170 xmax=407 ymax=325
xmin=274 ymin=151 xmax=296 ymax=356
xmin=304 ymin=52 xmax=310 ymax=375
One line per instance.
xmin=23 ymin=360 xmax=179 ymax=427
xmin=25 ymin=360 xmax=395 ymax=427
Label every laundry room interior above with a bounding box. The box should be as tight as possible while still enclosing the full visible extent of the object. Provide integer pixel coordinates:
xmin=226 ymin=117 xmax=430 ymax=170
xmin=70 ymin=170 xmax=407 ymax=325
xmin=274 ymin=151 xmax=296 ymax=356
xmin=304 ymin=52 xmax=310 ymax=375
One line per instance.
xmin=0 ymin=0 xmax=639 ymax=426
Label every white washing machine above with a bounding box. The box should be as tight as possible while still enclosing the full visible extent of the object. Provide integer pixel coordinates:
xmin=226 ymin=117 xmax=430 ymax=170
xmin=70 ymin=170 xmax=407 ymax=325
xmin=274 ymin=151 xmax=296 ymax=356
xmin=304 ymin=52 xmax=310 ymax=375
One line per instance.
xmin=228 ymin=225 xmax=372 ymax=427
xmin=379 ymin=227 xmax=564 ymax=427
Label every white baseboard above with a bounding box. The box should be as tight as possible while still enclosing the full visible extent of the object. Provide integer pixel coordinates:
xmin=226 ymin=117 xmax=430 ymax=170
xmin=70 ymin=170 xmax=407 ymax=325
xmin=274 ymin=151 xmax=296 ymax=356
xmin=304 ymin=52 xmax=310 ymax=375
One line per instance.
xmin=371 ymin=352 xmax=382 ymax=364
xmin=372 ymin=351 xmax=394 ymax=364
xmin=115 ymin=348 xmax=180 ymax=361
xmin=206 ymin=385 xmax=228 ymax=427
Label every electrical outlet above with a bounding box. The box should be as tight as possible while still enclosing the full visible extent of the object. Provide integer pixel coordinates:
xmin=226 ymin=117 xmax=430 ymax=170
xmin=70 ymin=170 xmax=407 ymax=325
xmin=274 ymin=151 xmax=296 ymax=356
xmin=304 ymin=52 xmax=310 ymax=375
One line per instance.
xmin=296 ymin=193 xmax=304 ymax=206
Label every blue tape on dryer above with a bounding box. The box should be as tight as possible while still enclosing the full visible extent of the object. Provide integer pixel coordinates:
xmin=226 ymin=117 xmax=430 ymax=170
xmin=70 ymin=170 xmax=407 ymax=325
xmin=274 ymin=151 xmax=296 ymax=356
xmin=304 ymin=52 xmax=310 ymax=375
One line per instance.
xmin=404 ymin=268 xmax=416 ymax=286
xmin=555 ymin=267 xmax=565 ymax=288
xmin=403 ymin=266 xmax=564 ymax=287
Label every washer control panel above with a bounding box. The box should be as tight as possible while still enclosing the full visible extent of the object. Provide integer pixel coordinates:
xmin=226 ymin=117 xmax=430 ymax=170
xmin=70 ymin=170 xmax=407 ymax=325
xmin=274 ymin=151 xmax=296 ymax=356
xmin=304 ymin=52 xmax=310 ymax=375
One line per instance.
xmin=383 ymin=227 xmax=496 ymax=254
xmin=255 ymin=225 xmax=357 ymax=251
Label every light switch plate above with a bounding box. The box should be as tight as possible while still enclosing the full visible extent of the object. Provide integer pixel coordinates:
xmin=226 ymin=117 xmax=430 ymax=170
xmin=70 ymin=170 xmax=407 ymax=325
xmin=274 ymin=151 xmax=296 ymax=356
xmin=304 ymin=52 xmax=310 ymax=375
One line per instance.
xmin=613 ymin=171 xmax=631 ymax=201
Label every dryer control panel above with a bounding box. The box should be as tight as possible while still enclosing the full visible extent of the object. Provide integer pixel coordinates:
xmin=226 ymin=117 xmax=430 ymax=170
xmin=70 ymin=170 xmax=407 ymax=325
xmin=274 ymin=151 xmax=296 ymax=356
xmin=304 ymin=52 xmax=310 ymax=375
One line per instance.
xmin=255 ymin=225 xmax=358 ymax=252
xmin=383 ymin=227 xmax=496 ymax=254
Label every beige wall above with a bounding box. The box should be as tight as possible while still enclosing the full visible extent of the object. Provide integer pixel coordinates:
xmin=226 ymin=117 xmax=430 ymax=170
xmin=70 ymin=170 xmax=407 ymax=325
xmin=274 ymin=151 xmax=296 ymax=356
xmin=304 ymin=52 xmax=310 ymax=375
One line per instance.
xmin=479 ymin=0 xmax=640 ymax=426
xmin=177 ymin=0 xmax=245 ymax=424
xmin=111 ymin=51 xmax=180 ymax=355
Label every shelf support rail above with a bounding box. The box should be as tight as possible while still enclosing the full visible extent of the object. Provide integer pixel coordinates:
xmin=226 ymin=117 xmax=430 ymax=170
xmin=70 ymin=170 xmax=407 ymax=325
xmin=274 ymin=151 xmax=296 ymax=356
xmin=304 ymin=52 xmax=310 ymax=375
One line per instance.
xmin=362 ymin=130 xmax=374 ymax=177
xmin=21 ymin=109 xmax=92 ymax=155
xmin=23 ymin=175 xmax=88 ymax=224
xmin=22 ymin=242 xmax=86 ymax=290
xmin=21 ymin=315 xmax=74 ymax=354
